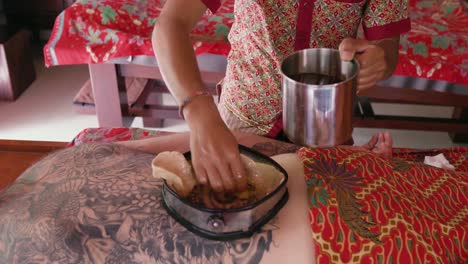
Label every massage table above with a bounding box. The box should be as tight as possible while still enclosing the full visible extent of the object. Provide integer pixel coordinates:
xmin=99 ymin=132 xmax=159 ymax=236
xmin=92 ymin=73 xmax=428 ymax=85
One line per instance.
xmin=44 ymin=0 xmax=468 ymax=140
xmin=0 ymin=129 xmax=315 ymax=263
xmin=1 ymin=127 xmax=466 ymax=263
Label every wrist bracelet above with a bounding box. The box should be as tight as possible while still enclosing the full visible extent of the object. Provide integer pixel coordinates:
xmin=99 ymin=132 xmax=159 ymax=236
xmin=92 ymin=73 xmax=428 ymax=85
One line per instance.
xmin=179 ymin=90 xmax=212 ymax=119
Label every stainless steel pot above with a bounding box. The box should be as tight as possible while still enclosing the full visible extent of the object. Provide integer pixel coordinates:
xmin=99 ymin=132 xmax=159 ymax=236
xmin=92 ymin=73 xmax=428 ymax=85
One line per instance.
xmin=281 ymin=48 xmax=359 ymax=147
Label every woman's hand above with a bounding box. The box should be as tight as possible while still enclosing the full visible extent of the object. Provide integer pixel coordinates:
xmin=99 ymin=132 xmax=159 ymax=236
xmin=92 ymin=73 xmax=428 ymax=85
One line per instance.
xmin=339 ymin=37 xmax=400 ymax=93
xmin=184 ymin=96 xmax=248 ymax=193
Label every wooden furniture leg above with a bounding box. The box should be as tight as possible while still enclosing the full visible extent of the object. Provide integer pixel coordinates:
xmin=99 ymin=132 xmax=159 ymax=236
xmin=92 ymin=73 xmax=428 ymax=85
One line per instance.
xmin=450 ymin=107 xmax=468 ymax=143
xmin=0 ymin=29 xmax=36 ymax=101
xmin=132 ymin=80 xmax=177 ymax=127
xmin=89 ymin=64 xmax=124 ymax=127
xmin=121 ymin=64 xmax=223 ymax=127
xmin=141 ymin=81 xmax=164 ymax=128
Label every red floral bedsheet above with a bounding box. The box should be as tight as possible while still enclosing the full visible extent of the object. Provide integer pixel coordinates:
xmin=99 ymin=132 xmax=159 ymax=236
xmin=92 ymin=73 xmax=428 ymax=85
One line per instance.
xmin=70 ymin=127 xmax=468 ymax=263
xmin=44 ymin=0 xmax=467 ymax=85
xmin=392 ymin=0 xmax=467 ymax=85
xmin=44 ymin=0 xmax=233 ymax=67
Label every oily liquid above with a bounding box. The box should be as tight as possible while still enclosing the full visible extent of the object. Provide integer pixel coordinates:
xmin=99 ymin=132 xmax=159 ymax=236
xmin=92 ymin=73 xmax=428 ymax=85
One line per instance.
xmin=187 ymin=183 xmax=258 ymax=209
xmin=289 ymin=72 xmax=344 ymax=85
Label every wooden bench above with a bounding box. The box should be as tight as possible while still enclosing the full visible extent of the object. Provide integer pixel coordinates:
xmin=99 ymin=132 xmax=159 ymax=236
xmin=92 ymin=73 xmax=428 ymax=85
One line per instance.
xmin=0 ymin=140 xmax=67 ymax=189
xmin=356 ymin=83 xmax=468 ymax=142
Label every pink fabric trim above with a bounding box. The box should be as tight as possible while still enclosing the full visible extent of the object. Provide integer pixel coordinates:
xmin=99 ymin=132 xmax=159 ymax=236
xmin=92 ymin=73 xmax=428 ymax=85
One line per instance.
xmin=266 ymin=115 xmax=284 ymax=139
xmin=201 ymin=0 xmax=221 ymax=13
xmin=294 ymin=0 xmax=315 ymax=51
xmin=334 ymin=0 xmax=364 ymax=2
xmin=44 ymin=11 xmax=66 ymax=67
xmin=363 ymin=18 xmax=411 ymax=41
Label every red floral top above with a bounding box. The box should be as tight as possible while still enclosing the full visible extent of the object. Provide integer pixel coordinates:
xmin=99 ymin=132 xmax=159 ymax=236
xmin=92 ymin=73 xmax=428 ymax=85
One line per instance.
xmin=203 ymin=0 xmax=411 ymax=134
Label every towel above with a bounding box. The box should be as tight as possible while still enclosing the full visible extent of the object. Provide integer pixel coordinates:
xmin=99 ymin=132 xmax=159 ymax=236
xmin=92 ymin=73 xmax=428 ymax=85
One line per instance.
xmin=424 ymin=153 xmax=455 ymax=170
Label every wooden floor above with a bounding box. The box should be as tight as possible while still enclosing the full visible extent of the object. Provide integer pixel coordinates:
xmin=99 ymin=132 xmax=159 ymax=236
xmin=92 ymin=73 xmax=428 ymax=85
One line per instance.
xmin=0 ymin=140 xmax=67 ymax=190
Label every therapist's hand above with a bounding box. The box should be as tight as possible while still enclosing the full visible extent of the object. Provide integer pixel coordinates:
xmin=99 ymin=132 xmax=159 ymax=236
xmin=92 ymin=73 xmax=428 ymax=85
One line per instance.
xmin=183 ymin=97 xmax=248 ymax=193
xmin=339 ymin=37 xmax=400 ymax=93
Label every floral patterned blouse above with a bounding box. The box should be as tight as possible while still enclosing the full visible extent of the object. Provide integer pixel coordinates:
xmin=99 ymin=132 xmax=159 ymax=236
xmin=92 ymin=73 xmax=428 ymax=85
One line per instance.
xmin=202 ymin=0 xmax=411 ymax=135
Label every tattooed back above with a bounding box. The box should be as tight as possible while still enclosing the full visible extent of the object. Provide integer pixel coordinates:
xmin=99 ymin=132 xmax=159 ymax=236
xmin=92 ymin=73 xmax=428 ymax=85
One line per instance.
xmin=0 ymin=143 xmax=293 ymax=264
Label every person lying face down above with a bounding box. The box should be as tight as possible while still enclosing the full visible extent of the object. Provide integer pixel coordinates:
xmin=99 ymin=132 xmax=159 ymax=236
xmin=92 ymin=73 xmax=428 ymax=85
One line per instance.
xmin=120 ymin=130 xmax=393 ymax=193
xmin=0 ymin=131 xmax=392 ymax=263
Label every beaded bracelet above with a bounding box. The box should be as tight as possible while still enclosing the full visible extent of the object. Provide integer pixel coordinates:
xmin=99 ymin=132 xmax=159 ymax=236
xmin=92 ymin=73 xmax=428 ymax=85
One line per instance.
xmin=178 ymin=90 xmax=212 ymax=119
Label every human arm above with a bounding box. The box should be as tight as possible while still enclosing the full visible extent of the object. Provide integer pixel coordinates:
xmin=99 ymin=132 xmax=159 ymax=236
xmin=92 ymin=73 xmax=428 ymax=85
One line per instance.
xmin=339 ymin=36 xmax=400 ymax=91
xmin=152 ymin=0 xmax=246 ymax=193
xmin=338 ymin=0 xmax=411 ymax=92
xmin=152 ymin=0 xmax=208 ymax=103
xmin=117 ymin=131 xmax=301 ymax=157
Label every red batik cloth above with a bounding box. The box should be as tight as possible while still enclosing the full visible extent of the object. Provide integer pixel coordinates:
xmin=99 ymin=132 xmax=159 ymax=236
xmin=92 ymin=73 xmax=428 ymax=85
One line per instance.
xmin=298 ymin=147 xmax=468 ymax=263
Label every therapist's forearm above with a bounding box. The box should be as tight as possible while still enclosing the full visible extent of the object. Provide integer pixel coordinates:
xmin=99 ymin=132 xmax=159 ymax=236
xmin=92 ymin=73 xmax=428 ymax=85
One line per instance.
xmin=152 ymin=17 xmax=207 ymax=105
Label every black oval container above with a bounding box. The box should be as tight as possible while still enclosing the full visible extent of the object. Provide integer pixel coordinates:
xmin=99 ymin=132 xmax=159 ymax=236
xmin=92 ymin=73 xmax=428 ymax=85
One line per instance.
xmin=161 ymin=145 xmax=289 ymax=241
